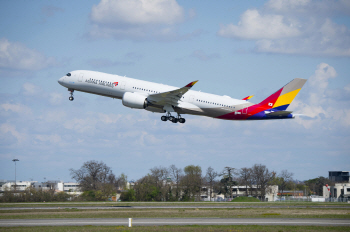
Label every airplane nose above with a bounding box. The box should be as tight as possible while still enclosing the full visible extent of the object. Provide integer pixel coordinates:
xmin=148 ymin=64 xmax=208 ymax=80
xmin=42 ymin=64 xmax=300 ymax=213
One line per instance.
xmin=58 ymin=77 xmax=64 ymax=86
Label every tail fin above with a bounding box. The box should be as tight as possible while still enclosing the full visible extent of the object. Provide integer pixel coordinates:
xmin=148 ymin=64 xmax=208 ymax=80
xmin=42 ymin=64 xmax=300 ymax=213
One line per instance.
xmin=259 ymin=78 xmax=307 ymax=111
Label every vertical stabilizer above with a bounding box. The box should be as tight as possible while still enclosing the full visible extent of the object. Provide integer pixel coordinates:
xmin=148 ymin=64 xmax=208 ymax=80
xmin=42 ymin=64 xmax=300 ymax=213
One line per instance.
xmin=259 ymin=78 xmax=307 ymax=110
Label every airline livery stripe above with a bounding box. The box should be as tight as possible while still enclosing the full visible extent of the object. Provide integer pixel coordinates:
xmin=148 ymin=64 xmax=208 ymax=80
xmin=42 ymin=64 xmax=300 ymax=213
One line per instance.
xmin=273 ymin=88 xmax=301 ymax=108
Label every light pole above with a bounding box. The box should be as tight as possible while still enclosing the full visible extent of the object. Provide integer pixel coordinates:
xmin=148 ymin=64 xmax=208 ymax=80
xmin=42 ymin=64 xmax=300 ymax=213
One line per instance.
xmin=12 ymin=159 xmax=19 ymax=192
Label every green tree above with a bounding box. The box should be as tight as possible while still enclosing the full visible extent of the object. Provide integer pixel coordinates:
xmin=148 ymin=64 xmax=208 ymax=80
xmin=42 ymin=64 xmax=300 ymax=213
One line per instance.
xmin=120 ymin=189 xmax=136 ymax=201
xmin=181 ymin=165 xmax=202 ymax=201
xmin=304 ymin=176 xmax=333 ymax=196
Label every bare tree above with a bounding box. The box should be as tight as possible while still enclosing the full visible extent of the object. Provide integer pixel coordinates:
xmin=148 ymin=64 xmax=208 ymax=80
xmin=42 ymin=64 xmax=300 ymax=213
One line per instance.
xmin=205 ymin=166 xmax=218 ymax=201
xmin=239 ymin=167 xmax=252 ymax=196
xmin=251 ymin=164 xmax=273 ymax=201
xmin=169 ymin=165 xmax=183 ymax=201
xmin=277 ymin=170 xmax=294 ymax=198
xmin=70 ymin=160 xmax=117 ymax=199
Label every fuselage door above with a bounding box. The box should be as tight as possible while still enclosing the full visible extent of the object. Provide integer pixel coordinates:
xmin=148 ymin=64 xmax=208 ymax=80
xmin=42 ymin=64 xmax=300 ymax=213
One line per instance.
xmin=242 ymin=107 xmax=248 ymax=114
xmin=78 ymin=73 xmax=84 ymax=82
xmin=120 ymin=81 xmax=126 ymax=90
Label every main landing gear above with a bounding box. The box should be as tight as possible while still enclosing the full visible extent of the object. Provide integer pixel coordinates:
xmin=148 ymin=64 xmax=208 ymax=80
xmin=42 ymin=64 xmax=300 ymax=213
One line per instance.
xmin=68 ymin=89 xmax=74 ymax=101
xmin=161 ymin=112 xmax=186 ymax=124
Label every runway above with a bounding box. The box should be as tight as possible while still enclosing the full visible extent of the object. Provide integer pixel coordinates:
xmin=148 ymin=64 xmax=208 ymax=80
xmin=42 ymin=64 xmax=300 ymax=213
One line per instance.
xmin=1 ymin=218 xmax=350 ymax=227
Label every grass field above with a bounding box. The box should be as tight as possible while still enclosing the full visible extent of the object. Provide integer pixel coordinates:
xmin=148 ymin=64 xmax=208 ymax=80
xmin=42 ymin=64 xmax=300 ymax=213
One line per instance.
xmin=1 ymin=207 xmax=350 ymax=219
xmin=0 ymin=225 xmax=350 ymax=232
xmin=1 ymin=202 xmax=349 ymax=231
xmin=1 ymin=201 xmax=349 ymax=208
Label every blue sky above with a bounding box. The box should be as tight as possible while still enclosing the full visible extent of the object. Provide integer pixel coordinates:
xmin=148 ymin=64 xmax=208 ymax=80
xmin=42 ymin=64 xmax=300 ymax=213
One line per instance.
xmin=1 ymin=0 xmax=349 ymax=183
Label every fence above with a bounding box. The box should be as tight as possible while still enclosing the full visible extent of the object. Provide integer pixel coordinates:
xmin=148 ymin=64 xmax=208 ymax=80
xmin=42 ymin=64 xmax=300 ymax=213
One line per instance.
xmin=274 ymin=196 xmax=349 ymax=202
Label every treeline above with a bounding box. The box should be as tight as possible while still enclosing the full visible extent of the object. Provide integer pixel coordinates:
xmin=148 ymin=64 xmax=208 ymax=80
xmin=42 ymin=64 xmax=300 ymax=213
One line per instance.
xmin=0 ymin=187 xmax=72 ymax=203
xmin=121 ymin=163 xmax=278 ymax=201
xmin=0 ymin=160 xmax=334 ymax=202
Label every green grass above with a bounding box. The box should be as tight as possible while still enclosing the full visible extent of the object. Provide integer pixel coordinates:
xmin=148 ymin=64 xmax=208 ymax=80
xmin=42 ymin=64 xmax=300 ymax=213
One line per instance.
xmin=1 ymin=208 xmax=349 ymax=219
xmin=1 ymin=201 xmax=349 ymax=208
xmin=231 ymin=196 xmax=261 ymax=202
xmin=0 ymin=225 xmax=349 ymax=232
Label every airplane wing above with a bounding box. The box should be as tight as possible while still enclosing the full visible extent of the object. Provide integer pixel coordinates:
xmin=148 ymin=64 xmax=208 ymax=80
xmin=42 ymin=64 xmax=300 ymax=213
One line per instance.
xmin=147 ymin=81 xmax=198 ymax=108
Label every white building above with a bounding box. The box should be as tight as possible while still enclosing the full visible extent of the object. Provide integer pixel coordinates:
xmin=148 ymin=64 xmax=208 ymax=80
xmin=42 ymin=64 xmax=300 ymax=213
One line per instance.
xmin=200 ymin=185 xmax=278 ymax=202
xmin=0 ymin=180 xmax=82 ymax=196
xmin=0 ymin=180 xmax=36 ymax=192
xmin=323 ymin=183 xmax=350 ymax=199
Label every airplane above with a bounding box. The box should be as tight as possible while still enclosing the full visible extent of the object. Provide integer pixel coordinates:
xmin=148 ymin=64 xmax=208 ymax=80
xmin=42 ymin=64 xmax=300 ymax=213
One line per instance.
xmin=58 ymin=70 xmax=307 ymax=123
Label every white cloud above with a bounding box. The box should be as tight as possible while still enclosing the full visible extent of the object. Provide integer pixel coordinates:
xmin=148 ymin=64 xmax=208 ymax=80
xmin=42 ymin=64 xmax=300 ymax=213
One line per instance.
xmin=22 ymin=83 xmax=41 ymax=96
xmin=98 ymin=113 xmax=122 ymax=124
xmin=89 ymin=0 xmax=186 ymax=40
xmin=218 ymin=9 xmax=300 ymax=40
xmin=294 ymin=63 xmax=350 ymax=129
xmin=49 ymin=92 xmax=64 ymax=105
xmin=91 ymin=0 xmax=184 ymax=26
xmin=63 ymin=117 xmax=97 ymax=134
xmin=1 ymin=103 xmax=32 ymax=115
xmin=0 ymin=38 xmax=56 ymax=71
xmin=0 ymin=123 xmax=26 ymax=144
xmin=218 ymin=0 xmax=350 ymax=56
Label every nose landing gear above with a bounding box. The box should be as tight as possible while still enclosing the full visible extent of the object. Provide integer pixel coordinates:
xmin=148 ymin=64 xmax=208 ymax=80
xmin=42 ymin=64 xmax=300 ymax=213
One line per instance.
xmin=161 ymin=112 xmax=185 ymax=123
xmin=68 ymin=89 xmax=74 ymax=101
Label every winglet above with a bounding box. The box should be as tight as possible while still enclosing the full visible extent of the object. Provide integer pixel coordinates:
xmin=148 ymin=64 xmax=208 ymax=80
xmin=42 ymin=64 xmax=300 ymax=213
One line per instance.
xmin=242 ymin=95 xmax=254 ymax=101
xmin=185 ymin=80 xmax=198 ymax=88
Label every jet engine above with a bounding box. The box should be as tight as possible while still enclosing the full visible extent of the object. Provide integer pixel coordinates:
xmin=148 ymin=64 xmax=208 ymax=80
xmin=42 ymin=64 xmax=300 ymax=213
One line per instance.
xmin=122 ymin=92 xmax=148 ymax=109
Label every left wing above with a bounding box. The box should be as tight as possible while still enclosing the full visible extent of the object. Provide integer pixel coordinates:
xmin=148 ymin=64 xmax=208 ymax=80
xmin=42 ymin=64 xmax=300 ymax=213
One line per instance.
xmin=147 ymin=81 xmax=198 ymax=107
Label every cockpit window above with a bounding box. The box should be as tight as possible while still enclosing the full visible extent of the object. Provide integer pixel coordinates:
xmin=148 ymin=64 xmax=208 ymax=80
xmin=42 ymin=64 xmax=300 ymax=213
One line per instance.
xmin=66 ymin=73 xmax=71 ymax=76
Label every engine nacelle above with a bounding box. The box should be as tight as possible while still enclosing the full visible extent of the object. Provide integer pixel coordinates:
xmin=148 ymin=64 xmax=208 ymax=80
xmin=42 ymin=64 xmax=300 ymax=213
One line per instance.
xmin=122 ymin=92 xmax=147 ymax=109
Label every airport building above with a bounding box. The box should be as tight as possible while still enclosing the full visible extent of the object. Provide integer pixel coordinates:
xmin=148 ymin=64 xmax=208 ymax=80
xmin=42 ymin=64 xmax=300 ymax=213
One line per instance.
xmin=328 ymin=171 xmax=350 ymax=183
xmin=200 ymin=185 xmax=278 ymax=202
xmin=0 ymin=180 xmax=82 ymax=196
xmin=323 ymin=171 xmax=350 ymax=200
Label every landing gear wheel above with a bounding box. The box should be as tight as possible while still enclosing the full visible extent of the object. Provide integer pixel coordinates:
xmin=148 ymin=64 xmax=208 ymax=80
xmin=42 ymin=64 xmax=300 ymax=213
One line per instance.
xmin=161 ymin=116 xmax=167 ymax=121
xmin=169 ymin=116 xmax=175 ymax=121
xmin=68 ymin=89 xmax=74 ymax=101
xmin=171 ymin=118 xmax=178 ymax=123
xmin=179 ymin=118 xmax=185 ymax=123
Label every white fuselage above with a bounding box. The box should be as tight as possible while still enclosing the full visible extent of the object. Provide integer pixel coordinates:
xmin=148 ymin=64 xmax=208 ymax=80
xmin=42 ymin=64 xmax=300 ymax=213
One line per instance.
xmin=58 ymin=70 xmax=251 ymax=119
